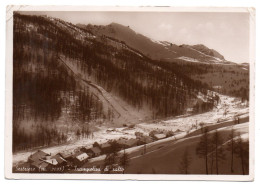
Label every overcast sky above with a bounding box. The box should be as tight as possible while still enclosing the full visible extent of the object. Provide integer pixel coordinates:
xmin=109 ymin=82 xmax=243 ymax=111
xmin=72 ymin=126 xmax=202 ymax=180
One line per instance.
xmin=24 ymin=11 xmax=250 ymax=63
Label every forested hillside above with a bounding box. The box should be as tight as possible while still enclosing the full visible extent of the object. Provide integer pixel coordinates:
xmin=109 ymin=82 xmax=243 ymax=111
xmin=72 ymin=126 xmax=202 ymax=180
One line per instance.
xmin=13 ymin=13 xmax=214 ymax=152
xmin=80 ymin=22 xmax=249 ymax=100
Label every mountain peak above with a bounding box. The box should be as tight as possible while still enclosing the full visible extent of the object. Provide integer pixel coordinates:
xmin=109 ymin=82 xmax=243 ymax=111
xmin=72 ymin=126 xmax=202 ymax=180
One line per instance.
xmin=106 ymin=22 xmax=136 ymax=36
xmin=109 ymin=22 xmax=130 ymax=28
xmin=181 ymin=44 xmax=225 ymax=61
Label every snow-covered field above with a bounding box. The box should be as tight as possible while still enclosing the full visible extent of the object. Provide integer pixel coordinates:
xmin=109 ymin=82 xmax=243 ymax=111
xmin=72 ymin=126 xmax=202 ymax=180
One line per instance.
xmin=137 ymin=94 xmax=248 ymax=133
xmin=12 ymin=94 xmax=249 ymax=165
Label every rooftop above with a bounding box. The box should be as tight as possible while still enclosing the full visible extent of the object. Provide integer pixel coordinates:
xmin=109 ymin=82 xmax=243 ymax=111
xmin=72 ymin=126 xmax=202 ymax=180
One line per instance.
xmin=29 ymin=150 xmax=49 ymax=162
xmin=90 ymin=147 xmax=101 ymax=154
xmin=154 ymin=134 xmax=167 ymax=139
xmin=75 ymin=153 xmax=89 ymax=161
xmin=100 ymin=142 xmax=111 ymax=148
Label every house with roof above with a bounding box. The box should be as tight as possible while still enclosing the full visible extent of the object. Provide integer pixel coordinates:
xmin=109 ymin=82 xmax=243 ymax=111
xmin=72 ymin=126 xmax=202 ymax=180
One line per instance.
xmin=82 ymin=147 xmax=102 ymax=158
xmin=91 ymin=147 xmax=102 ymax=157
xmin=99 ymin=142 xmax=112 ymax=154
xmin=124 ymin=138 xmax=138 ymax=148
xmin=30 ymin=160 xmax=51 ymax=172
xmin=28 ymin=150 xmax=49 ymax=163
xmin=137 ymin=136 xmax=153 ymax=145
xmin=44 ymin=154 xmax=67 ymax=167
xmin=117 ymin=138 xmax=138 ymax=149
xmin=27 ymin=150 xmax=53 ymax=172
xmin=57 ymin=149 xmax=75 ymax=162
xmin=186 ymin=107 xmax=194 ymax=114
xmin=117 ymin=138 xmax=128 ymax=148
xmin=80 ymin=146 xmax=91 ymax=153
xmin=135 ymin=131 xmax=144 ymax=138
xmin=72 ymin=151 xmax=89 ymax=166
xmin=153 ymin=133 xmax=167 ymax=140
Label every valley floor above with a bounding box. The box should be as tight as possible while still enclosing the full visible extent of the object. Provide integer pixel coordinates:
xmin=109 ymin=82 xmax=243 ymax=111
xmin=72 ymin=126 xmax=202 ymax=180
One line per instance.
xmin=12 ymin=93 xmax=249 ymax=170
xmin=81 ymin=122 xmax=249 ymax=175
xmin=125 ymin=122 xmax=249 ymax=174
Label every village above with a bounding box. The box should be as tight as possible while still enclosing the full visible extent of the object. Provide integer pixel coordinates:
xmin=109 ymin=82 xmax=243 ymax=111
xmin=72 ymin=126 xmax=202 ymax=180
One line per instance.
xmin=12 ymin=92 xmax=249 ymax=174
xmin=13 ymin=130 xmax=172 ymax=173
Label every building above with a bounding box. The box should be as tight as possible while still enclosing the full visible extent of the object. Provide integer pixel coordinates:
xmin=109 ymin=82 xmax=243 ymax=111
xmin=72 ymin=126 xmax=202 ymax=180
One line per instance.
xmin=44 ymin=154 xmax=67 ymax=167
xmin=117 ymin=138 xmax=128 ymax=148
xmin=154 ymin=133 xmax=167 ymax=140
xmin=137 ymin=136 xmax=153 ymax=145
xmin=186 ymin=108 xmax=194 ymax=114
xmin=28 ymin=150 xmax=49 ymax=163
xmin=99 ymin=142 xmax=112 ymax=154
xmin=80 ymin=146 xmax=91 ymax=153
xmin=72 ymin=151 xmax=89 ymax=166
xmin=117 ymin=138 xmax=138 ymax=148
xmin=30 ymin=160 xmax=51 ymax=172
xmin=27 ymin=150 xmax=53 ymax=172
xmin=135 ymin=132 xmax=144 ymax=138
xmin=124 ymin=138 xmax=138 ymax=148
xmin=91 ymin=147 xmax=102 ymax=157
xmin=80 ymin=146 xmax=101 ymax=158
xmin=57 ymin=149 xmax=75 ymax=162
xmin=84 ymin=147 xmax=102 ymax=158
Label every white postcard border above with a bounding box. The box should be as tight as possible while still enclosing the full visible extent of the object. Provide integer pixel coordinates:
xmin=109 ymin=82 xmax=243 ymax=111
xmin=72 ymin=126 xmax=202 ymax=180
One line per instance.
xmin=5 ymin=5 xmax=255 ymax=181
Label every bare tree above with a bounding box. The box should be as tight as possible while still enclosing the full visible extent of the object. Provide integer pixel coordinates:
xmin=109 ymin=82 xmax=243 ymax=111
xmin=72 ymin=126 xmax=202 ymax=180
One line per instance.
xmin=211 ymin=130 xmax=225 ymax=174
xmin=227 ymin=126 xmax=236 ymax=173
xmin=102 ymin=141 xmax=120 ymax=174
xmin=234 ymin=132 xmax=249 ymax=175
xmin=209 ymin=148 xmax=215 ymax=174
xmin=103 ymin=153 xmax=118 ymax=174
xmin=119 ymin=148 xmax=130 ymax=174
xmin=110 ymin=140 xmax=121 ymax=155
xmin=143 ymin=143 xmax=147 ymax=155
xmin=179 ymin=148 xmax=192 ymax=174
xmin=196 ymin=127 xmax=210 ymax=174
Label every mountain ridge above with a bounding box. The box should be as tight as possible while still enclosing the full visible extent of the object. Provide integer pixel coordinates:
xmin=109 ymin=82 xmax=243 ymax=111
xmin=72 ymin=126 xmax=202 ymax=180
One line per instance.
xmin=77 ymin=22 xmax=227 ymax=64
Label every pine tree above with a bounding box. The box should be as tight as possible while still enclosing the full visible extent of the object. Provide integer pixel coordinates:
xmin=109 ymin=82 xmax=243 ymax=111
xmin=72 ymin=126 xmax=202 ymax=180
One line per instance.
xmin=179 ymin=148 xmax=192 ymax=174
xmin=211 ymin=130 xmax=225 ymax=174
xmin=119 ymin=148 xmax=130 ymax=174
xmin=196 ymin=126 xmax=210 ymax=174
xmin=234 ymin=132 xmax=249 ymax=175
xmin=76 ymin=129 xmax=81 ymax=140
xmin=227 ymin=126 xmax=236 ymax=173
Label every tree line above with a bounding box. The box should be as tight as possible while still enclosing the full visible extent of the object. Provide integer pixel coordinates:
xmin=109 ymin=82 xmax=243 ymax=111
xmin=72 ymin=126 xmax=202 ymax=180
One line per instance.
xmin=13 ymin=15 xmax=106 ymax=151
xmin=14 ymin=13 xmax=211 ymax=118
xmin=179 ymin=126 xmax=249 ymax=175
xmin=13 ymin=13 xmax=214 ymax=151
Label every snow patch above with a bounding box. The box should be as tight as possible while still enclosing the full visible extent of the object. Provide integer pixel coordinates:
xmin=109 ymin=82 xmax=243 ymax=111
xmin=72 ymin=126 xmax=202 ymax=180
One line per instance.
xmin=177 ymin=56 xmax=200 ymax=63
xmin=189 ymin=47 xmax=223 ymax=62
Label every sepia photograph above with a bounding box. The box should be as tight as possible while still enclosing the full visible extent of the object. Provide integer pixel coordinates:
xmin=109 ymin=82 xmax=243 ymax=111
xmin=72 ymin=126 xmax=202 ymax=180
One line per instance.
xmin=5 ymin=5 xmax=255 ymax=180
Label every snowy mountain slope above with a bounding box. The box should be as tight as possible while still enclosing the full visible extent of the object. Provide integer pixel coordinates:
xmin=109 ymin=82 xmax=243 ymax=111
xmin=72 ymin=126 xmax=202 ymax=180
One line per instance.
xmin=77 ymin=21 xmax=249 ymax=100
xmin=13 ymin=13 xmax=220 ymax=154
xmin=78 ymin=22 xmax=226 ymax=64
xmin=58 ymin=55 xmax=145 ymax=125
